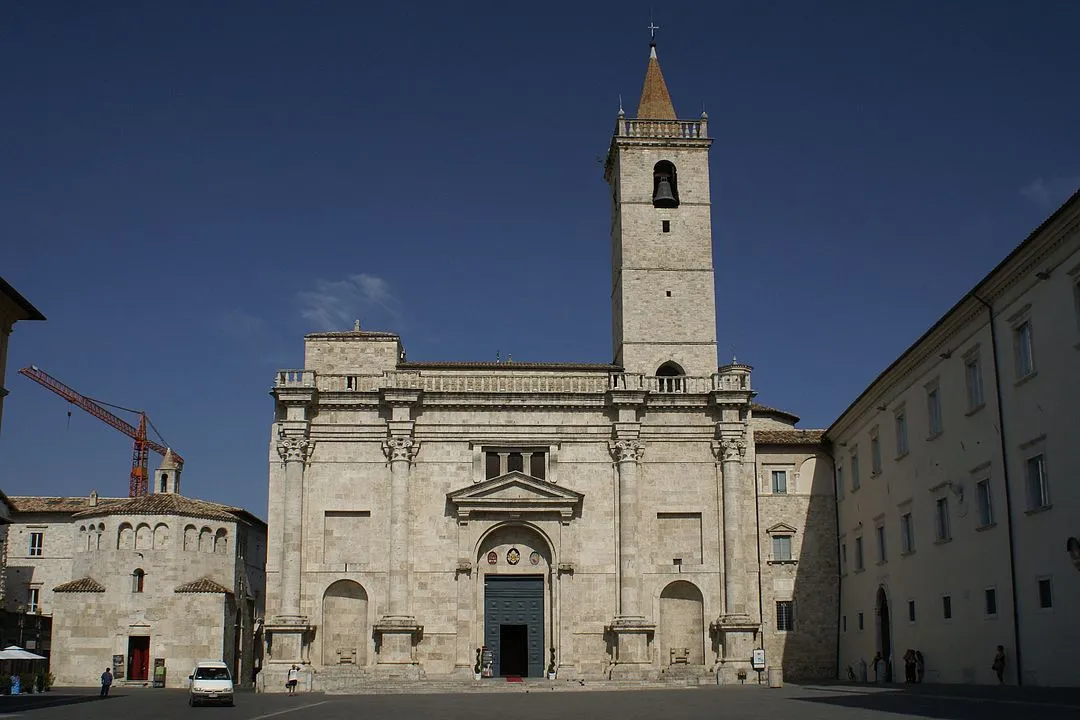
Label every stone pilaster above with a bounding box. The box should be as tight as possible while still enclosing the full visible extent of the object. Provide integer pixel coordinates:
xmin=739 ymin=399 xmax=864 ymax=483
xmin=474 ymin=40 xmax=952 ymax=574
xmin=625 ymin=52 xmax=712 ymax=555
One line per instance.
xmin=373 ymin=389 xmax=424 ymax=676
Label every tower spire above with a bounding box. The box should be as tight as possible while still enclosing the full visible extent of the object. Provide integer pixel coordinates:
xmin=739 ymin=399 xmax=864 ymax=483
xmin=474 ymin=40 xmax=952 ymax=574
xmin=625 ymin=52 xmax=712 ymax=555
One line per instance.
xmin=636 ymin=36 xmax=676 ymax=119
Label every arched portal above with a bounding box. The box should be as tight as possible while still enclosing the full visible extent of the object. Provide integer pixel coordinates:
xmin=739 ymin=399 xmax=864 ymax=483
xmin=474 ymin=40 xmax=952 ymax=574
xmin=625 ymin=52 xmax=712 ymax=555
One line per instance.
xmin=876 ymin=586 xmax=893 ymax=682
xmin=476 ymin=523 xmax=553 ymax=678
xmin=659 ymin=581 xmax=705 ymax=666
xmin=322 ymin=580 xmax=369 ymax=667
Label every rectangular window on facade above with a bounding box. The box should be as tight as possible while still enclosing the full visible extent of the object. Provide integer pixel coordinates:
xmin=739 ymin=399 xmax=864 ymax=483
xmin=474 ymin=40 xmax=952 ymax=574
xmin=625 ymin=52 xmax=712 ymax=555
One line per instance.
xmin=858 ymin=612 xmax=864 ymax=630
xmin=776 ymin=601 xmax=795 ymax=631
xmin=976 ymin=478 xmax=994 ymax=527
xmin=27 ymin=588 xmax=40 ymax=614
xmin=842 ymin=615 xmax=847 ymax=632
xmin=875 ymin=524 xmax=887 ymax=563
xmin=855 ymin=536 xmax=864 ymax=570
xmin=28 ymin=532 xmax=43 ymax=557
xmin=771 ymin=470 xmax=788 ymax=494
xmin=1015 ymin=321 xmax=1035 ymax=378
xmin=966 ymin=357 xmax=985 ymax=410
xmin=1025 ymin=454 xmax=1050 ymax=510
xmin=942 ymin=595 xmax=952 ymax=619
xmin=900 ymin=512 xmax=914 ymax=553
xmin=840 ymin=543 xmax=848 ymax=574
xmin=927 ymin=386 xmax=943 ymax=437
xmin=851 ymin=451 xmax=861 ymax=490
xmin=836 ymin=464 xmax=845 ymax=498
xmin=985 ymin=587 xmax=997 ymax=616
xmin=895 ymin=411 xmax=908 ymax=457
xmin=871 ymin=435 xmax=882 ymax=475
xmin=772 ymin=535 xmax=793 ymax=562
xmin=908 ymin=599 xmax=916 ymax=623
xmin=1038 ymin=578 xmax=1053 ymax=609
xmin=935 ymin=497 xmax=951 ymax=541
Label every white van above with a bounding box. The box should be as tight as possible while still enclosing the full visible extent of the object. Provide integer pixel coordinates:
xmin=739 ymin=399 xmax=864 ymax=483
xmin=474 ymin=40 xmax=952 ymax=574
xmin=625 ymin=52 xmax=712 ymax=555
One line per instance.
xmin=188 ymin=660 xmax=234 ymax=706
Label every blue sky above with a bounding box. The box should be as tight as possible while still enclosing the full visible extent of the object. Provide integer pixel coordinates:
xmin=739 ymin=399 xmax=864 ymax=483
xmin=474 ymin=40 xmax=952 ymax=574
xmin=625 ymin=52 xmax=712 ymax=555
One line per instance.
xmin=2 ymin=1 xmax=1077 ymax=516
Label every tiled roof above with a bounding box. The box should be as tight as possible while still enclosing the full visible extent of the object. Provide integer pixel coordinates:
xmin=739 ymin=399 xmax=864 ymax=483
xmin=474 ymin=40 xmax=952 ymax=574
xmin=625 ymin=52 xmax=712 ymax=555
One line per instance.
xmin=54 ymin=577 xmax=105 ymax=593
xmin=750 ymin=403 xmax=801 ymax=424
xmin=398 ymin=361 xmax=619 ymax=371
xmin=10 ymin=496 xmax=124 ymax=514
xmin=175 ymin=577 xmax=232 ymax=594
xmin=755 ymin=429 xmax=825 ymax=446
xmin=72 ymin=493 xmax=243 ymax=523
xmin=636 ymin=45 xmax=677 ymax=119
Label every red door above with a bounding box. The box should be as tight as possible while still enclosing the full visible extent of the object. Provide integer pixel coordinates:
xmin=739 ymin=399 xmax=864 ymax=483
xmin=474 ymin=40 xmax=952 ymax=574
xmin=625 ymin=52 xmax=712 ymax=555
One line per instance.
xmin=127 ymin=636 xmax=150 ymax=681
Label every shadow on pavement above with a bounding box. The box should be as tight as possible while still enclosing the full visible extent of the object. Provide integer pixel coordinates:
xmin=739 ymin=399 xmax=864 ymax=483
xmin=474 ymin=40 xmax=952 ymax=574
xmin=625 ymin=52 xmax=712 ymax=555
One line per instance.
xmin=0 ymin=692 xmax=115 ymax=713
xmin=790 ymin=683 xmax=1080 ymax=720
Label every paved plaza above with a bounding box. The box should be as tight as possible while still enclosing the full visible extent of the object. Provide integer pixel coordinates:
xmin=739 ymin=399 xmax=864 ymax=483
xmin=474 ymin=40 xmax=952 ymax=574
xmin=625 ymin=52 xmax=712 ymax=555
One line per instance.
xmin=2 ymin=683 xmax=1079 ymax=720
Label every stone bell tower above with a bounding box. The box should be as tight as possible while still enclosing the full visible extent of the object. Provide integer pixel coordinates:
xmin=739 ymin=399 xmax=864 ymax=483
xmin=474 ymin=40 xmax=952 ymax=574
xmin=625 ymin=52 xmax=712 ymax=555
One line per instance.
xmin=605 ymin=41 xmax=718 ymax=379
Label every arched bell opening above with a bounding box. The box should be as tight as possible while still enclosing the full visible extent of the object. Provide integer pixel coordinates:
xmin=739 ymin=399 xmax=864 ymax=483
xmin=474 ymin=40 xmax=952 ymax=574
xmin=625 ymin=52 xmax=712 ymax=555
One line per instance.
xmin=653 ymin=160 xmax=679 ymax=208
xmin=655 ymin=361 xmax=686 ymax=392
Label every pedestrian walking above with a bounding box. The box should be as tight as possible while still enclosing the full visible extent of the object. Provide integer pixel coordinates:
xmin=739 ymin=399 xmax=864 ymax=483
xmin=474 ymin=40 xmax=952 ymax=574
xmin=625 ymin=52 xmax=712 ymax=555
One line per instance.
xmin=100 ymin=667 xmax=113 ymax=698
xmin=992 ymin=645 xmax=1006 ymax=684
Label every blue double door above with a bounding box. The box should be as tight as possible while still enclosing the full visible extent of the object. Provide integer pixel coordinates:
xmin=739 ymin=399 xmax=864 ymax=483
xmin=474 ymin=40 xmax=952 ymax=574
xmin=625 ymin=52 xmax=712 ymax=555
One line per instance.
xmin=484 ymin=576 xmax=544 ymax=677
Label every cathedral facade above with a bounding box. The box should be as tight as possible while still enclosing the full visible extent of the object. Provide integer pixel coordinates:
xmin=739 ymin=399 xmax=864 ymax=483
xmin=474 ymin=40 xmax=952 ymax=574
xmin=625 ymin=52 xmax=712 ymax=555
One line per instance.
xmin=262 ymin=44 xmax=837 ymax=690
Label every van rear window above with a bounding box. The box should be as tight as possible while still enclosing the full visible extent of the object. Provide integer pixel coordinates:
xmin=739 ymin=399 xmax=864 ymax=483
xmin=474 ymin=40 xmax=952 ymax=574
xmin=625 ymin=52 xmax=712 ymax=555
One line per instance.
xmin=194 ymin=667 xmax=231 ymax=680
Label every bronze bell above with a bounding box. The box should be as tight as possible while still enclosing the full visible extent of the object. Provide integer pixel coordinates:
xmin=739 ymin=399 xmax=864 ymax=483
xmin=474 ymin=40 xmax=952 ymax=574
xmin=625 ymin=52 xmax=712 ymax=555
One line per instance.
xmin=653 ymin=177 xmax=677 ymax=207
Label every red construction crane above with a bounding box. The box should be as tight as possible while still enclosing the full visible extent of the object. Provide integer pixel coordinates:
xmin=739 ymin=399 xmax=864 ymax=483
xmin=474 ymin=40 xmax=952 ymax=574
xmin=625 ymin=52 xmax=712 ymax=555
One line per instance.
xmin=18 ymin=365 xmax=184 ymax=498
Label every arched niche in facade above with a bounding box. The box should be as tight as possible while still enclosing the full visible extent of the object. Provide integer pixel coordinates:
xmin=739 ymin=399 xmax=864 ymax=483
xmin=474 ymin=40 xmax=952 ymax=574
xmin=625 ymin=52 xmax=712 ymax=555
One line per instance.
xmin=659 ymin=580 xmax=705 ymax=666
xmin=321 ymin=580 xmax=369 ymax=667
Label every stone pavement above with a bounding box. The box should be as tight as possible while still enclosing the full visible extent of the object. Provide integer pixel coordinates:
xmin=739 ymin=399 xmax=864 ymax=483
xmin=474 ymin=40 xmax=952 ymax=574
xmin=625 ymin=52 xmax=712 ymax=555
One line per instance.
xmin=1 ymin=682 xmax=1077 ymax=720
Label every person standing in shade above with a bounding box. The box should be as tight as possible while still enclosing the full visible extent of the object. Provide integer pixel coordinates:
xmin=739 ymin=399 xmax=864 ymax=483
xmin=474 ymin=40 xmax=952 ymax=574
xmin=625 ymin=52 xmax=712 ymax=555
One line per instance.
xmin=992 ymin=645 xmax=1006 ymax=684
xmin=915 ymin=650 xmax=925 ymax=683
xmin=286 ymin=665 xmax=299 ymax=695
xmin=99 ymin=668 xmax=113 ymax=698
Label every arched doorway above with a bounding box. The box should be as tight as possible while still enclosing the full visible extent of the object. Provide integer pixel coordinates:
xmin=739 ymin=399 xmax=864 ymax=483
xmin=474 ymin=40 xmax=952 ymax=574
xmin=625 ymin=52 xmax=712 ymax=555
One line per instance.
xmin=659 ymin=581 xmax=705 ymax=666
xmin=322 ymin=580 xmax=368 ymax=667
xmin=876 ymin=586 xmax=892 ymax=682
xmin=477 ymin=524 xmax=553 ymax=678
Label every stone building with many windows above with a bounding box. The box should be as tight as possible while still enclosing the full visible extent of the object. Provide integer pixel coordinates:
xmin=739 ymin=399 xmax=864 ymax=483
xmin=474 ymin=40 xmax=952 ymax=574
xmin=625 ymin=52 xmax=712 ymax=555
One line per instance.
xmin=261 ymin=43 xmax=837 ymax=691
xmin=6 ymin=455 xmax=268 ymax=688
xmin=829 ymin=190 xmax=1080 ymax=686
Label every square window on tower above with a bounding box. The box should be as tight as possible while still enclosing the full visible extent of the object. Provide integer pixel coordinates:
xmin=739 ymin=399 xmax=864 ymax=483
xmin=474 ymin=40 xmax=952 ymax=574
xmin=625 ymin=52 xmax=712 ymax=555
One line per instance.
xmin=662 ymin=220 xmax=670 ymax=233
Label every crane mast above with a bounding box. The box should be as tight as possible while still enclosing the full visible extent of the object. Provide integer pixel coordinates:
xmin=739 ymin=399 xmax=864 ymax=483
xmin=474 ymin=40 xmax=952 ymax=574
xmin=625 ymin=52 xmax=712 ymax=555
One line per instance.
xmin=17 ymin=365 xmax=184 ymax=498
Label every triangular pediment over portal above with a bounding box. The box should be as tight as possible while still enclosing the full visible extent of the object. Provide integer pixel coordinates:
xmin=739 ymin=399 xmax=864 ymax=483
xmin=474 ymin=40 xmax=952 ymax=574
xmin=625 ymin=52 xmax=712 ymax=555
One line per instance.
xmin=447 ymin=471 xmax=583 ymax=524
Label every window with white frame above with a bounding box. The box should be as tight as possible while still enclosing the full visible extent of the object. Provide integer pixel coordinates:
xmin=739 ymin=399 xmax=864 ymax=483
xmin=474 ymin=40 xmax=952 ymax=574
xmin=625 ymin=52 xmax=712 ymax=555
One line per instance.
xmin=836 ymin=463 xmax=845 ymax=499
xmin=935 ymin=497 xmax=951 ymax=541
xmin=870 ymin=431 xmax=882 ymax=475
xmin=1037 ymin=578 xmax=1053 ymax=609
xmin=976 ymin=478 xmax=994 ymax=527
xmin=776 ymin=601 xmax=795 ymax=631
xmin=28 ymin=531 xmax=43 ymax=557
xmin=900 ymin=512 xmax=914 ymax=553
xmin=1014 ymin=320 xmax=1035 ymax=379
xmin=854 ymin=536 xmax=864 ymax=570
xmin=851 ymin=449 xmax=861 ymax=490
xmin=771 ymin=470 xmax=788 ymax=495
xmin=875 ymin=523 xmax=887 ymax=563
xmin=1025 ymin=454 xmax=1050 ymax=510
xmin=926 ymin=383 xmax=943 ymax=437
xmin=965 ymin=355 xmax=985 ymax=411
xmin=772 ymin=535 xmax=793 ymax=562
xmin=27 ymin=587 xmax=40 ymax=614
xmin=895 ymin=409 xmax=908 ymax=457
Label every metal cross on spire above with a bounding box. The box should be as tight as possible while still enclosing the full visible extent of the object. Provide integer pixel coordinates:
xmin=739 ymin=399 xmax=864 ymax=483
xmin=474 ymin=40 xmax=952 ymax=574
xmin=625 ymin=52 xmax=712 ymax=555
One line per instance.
xmin=648 ymin=21 xmax=660 ymax=42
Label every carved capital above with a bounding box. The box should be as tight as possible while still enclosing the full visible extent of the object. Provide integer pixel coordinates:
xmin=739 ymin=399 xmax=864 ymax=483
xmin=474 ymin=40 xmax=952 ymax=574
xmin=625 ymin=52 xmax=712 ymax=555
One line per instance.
xmin=276 ymin=435 xmax=313 ymax=464
xmin=716 ymin=436 xmax=747 ymax=462
xmin=382 ymin=436 xmax=418 ymax=463
xmin=609 ymin=439 xmax=644 ymax=464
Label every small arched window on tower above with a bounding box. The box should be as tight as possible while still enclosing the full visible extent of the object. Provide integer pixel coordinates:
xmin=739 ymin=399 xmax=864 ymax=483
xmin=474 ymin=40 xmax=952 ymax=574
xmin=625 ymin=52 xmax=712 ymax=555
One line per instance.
xmin=655 ymin=361 xmax=686 ymax=393
xmin=160 ymin=473 xmax=168 ymax=493
xmin=132 ymin=568 xmax=145 ymax=593
xmin=653 ymin=161 xmax=679 ymax=209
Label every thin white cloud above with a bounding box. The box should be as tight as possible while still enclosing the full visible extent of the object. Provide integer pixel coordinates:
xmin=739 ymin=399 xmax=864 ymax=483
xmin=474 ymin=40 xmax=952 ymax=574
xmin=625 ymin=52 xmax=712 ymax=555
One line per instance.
xmin=1019 ymin=176 xmax=1079 ymax=208
xmin=297 ymin=273 xmax=400 ymax=331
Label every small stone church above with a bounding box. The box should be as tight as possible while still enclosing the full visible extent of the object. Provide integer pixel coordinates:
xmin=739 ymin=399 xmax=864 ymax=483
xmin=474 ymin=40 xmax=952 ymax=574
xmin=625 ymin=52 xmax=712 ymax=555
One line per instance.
xmin=262 ymin=42 xmax=837 ymax=690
